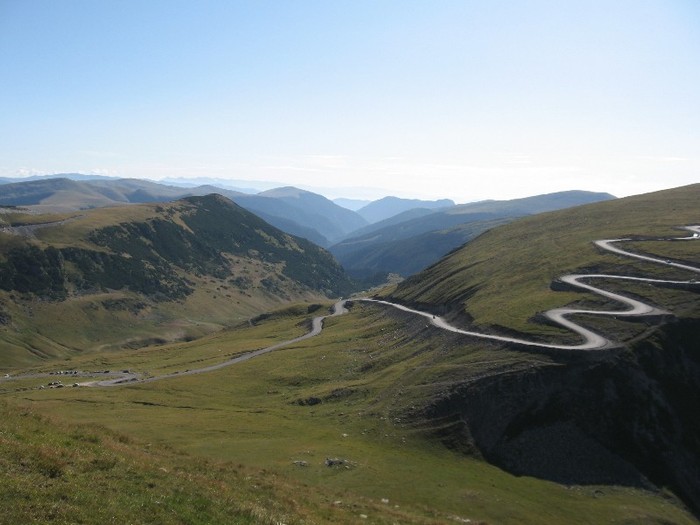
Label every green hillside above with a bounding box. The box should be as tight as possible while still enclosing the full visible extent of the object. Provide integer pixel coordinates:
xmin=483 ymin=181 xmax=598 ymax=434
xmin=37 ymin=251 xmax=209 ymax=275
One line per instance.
xmin=356 ymin=196 xmax=454 ymax=223
xmin=0 ymin=401 xmax=325 ymax=524
xmin=1 ymin=186 xmax=699 ymax=522
xmin=373 ymin=184 xmax=700 ymax=514
xmin=0 ymin=178 xmax=124 ymax=211
xmin=0 ymin=177 xmax=193 ymax=213
xmin=1 ymin=304 xmax=696 ymax=524
xmin=385 ymin=184 xmax=699 ymax=338
xmin=0 ymin=176 xmax=370 ymax=247
xmin=0 ymin=195 xmax=353 ymax=365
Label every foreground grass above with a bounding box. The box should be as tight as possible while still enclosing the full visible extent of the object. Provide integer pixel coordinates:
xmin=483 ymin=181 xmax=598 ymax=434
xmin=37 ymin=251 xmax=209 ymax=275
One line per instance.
xmin=0 ymin=402 xmax=326 ymax=525
xmin=5 ymin=304 xmax=696 ymax=524
xmin=0 ymin=396 xmax=434 ymax=524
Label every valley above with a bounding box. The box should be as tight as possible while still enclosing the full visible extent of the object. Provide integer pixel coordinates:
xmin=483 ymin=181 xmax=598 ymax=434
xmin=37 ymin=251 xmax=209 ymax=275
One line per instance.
xmin=0 ymin=194 xmax=353 ymax=365
xmin=4 ymin=3 xmax=698 ymax=523
xmin=0 ymin=182 xmax=699 ymax=524
xmin=6 ymin=222 xmax=697 ymax=391
xmin=2 ymin=302 xmax=696 ymax=524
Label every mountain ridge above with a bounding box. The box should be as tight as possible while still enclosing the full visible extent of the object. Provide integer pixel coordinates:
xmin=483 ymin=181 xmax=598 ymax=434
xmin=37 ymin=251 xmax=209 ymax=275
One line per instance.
xmin=0 ymin=194 xmax=354 ymax=364
xmin=0 ymin=177 xmax=359 ymax=247
xmin=357 ymin=196 xmax=455 ymax=223
xmin=331 ymin=190 xmax=616 ymax=279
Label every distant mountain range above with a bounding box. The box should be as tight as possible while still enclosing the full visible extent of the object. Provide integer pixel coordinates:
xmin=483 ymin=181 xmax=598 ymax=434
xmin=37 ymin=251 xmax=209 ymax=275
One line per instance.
xmin=0 ymin=175 xmax=615 ymax=281
xmin=0 ymin=175 xmax=462 ymax=248
xmin=330 ymin=191 xmax=616 ymax=280
xmin=356 ymin=196 xmax=455 ymax=223
xmin=332 ymin=197 xmax=371 ymax=211
xmin=0 ymin=173 xmax=121 ymax=184
xmin=255 ymin=186 xmax=368 ymax=242
xmin=0 ymin=176 xmax=363 ymax=246
xmin=0 ymin=177 xmax=207 ymax=210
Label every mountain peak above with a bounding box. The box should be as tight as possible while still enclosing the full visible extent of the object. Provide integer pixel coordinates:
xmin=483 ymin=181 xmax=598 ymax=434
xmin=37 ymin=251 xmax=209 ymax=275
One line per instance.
xmin=357 ymin=196 xmax=456 ymax=224
xmin=259 ymin=186 xmax=309 ymax=198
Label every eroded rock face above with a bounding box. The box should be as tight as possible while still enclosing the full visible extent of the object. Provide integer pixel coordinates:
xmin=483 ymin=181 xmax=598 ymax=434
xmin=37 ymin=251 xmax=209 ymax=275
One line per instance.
xmin=421 ymin=319 xmax=700 ymax=516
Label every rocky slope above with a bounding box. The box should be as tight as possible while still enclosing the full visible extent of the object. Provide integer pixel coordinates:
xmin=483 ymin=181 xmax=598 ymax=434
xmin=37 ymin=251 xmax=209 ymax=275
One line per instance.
xmin=417 ymin=319 xmax=700 ymax=515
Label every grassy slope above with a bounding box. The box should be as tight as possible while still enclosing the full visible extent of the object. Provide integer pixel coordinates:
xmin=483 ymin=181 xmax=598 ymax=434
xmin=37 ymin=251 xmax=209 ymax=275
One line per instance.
xmin=0 ymin=401 xmax=418 ymax=525
xmin=0 ymin=197 xmax=351 ymax=366
xmin=0 ymin=178 xmax=118 ymax=212
xmin=2 ymin=185 xmax=699 ymax=523
xmin=0 ymin=402 xmax=275 ymax=525
xmin=0 ymin=177 xmax=193 ymax=212
xmin=386 ymin=184 xmax=700 ymax=339
xmin=3 ymin=304 xmax=695 ymax=524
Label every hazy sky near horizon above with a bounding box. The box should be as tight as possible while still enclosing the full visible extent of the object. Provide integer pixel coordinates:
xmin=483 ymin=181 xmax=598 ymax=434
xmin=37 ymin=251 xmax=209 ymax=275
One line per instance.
xmin=1 ymin=1 xmax=698 ymax=202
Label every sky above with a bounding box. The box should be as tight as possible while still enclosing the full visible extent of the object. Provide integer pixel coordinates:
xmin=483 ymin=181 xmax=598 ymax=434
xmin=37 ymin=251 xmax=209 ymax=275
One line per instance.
xmin=0 ymin=0 xmax=698 ymax=202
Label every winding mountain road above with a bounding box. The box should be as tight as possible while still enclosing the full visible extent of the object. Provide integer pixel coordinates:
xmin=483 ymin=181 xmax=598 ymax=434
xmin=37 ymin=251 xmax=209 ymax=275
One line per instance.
xmin=0 ymin=301 xmax=349 ymax=389
xmin=362 ymin=225 xmax=700 ymax=350
xmin=2 ymin=226 xmax=697 ymax=390
xmin=86 ymin=299 xmax=349 ymax=387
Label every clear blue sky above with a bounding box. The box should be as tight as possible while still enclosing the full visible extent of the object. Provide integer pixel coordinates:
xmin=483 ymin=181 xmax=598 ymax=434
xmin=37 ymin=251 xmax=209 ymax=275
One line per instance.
xmin=1 ymin=1 xmax=698 ymax=201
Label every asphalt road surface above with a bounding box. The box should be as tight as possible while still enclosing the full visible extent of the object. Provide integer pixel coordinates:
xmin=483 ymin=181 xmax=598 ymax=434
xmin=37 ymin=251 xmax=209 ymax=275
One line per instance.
xmin=2 ymin=226 xmax=697 ymax=389
xmin=362 ymin=225 xmax=700 ymax=350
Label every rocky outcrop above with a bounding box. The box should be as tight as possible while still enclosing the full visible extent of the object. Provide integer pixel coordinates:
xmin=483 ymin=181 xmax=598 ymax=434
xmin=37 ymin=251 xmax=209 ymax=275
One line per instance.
xmin=421 ymin=318 xmax=700 ymax=516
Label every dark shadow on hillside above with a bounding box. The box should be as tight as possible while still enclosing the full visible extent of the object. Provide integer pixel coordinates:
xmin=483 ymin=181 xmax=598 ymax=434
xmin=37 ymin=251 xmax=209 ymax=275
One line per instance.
xmin=417 ymin=319 xmax=700 ymax=518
